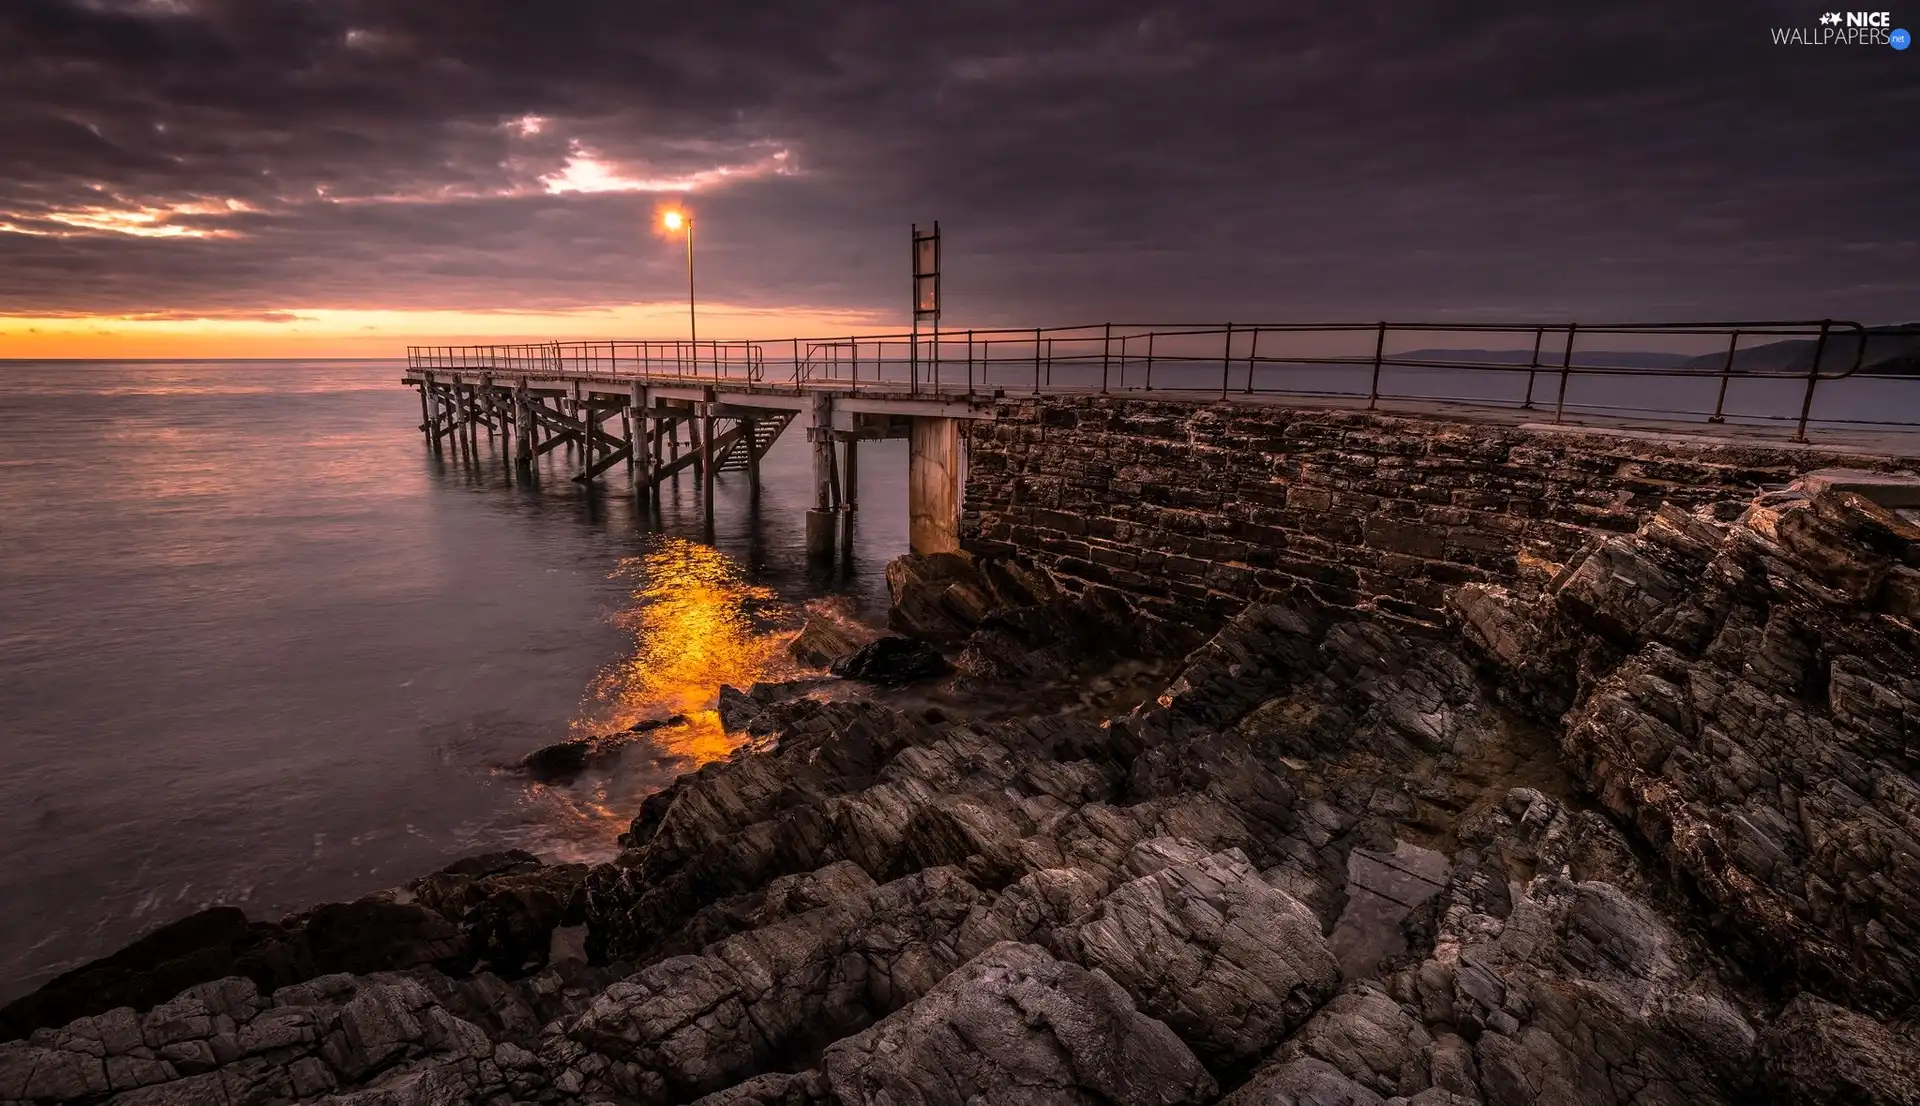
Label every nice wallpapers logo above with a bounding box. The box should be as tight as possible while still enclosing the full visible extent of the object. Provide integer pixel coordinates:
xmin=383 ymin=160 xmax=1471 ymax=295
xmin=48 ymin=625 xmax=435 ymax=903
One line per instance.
xmin=1771 ymin=11 xmax=1911 ymax=46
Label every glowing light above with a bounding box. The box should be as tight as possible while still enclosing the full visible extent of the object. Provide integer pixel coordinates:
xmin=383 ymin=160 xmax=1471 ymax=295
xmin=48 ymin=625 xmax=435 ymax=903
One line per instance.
xmin=662 ymin=210 xmax=683 ymax=231
xmin=579 ymin=539 xmax=799 ymax=765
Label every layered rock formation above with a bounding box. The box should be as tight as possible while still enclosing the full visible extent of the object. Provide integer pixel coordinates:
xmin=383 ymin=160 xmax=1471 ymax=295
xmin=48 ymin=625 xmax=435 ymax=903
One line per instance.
xmin=6 ymin=475 xmax=1919 ymax=1105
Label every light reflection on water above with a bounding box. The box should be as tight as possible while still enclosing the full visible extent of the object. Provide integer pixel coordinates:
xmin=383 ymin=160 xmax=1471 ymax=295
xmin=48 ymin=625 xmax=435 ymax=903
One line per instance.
xmin=506 ymin=539 xmax=810 ymax=857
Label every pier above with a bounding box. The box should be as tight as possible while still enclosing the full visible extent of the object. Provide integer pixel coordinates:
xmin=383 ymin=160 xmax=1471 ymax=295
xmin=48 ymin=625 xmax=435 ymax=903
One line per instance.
xmin=403 ymin=320 xmax=1919 ymax=564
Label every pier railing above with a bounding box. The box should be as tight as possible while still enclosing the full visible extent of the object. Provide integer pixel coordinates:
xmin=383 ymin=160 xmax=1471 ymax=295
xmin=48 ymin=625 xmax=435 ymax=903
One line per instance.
xmin=407 ymin=319 xmax=1920 ymax=441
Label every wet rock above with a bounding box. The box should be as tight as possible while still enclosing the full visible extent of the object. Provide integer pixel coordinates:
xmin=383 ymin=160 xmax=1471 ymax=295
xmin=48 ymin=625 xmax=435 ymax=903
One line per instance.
xmin=789 ymin=615 xmax=878 ymax=669
xmin=0 ymin=907 xmax=277 ymax=1044
xmin=518 ymin=721 xmax=679 ymax=783
xmin=718 ymin=684 xmax=765 ymax=734
xmin=830 ymin=636 xmax=948 ymax=685
xmin=822 ymin=941 xmax=1217 ymax=1106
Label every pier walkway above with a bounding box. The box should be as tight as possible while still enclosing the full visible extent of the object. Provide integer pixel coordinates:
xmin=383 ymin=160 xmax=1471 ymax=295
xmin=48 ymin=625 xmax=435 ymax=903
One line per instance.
xmin=402 ymin=320 xmax=1920 ymax=562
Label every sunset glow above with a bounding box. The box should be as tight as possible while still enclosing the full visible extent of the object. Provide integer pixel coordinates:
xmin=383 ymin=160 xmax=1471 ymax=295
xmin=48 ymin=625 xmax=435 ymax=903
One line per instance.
xmin=0 ymin=303 xmax=893 ymax=359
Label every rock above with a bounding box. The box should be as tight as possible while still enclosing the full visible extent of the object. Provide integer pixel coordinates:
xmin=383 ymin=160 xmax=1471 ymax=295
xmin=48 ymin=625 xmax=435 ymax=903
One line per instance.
xmin=1762 ymin=994 xmax=1920 ymax=1105
xmin=1453 ymin=483 xmax=1920 ymax=1017
xmin=789 ymin=615 xmax=878 ymax=669
xmin=829 ymin=636 xmax=948 ymax=685
xmin=718 ymin=684 xmax=766 ymax=734
xmin=1055 ymin=844 xmax=1340 ymax=1068
xmin=0 ymin=907 xmax=280 ymax=1044
xmin=630 ymin=713 xmax=687 ymax=733
xmin=1222 ymin=1056 xmax=1388 ymax=1105
xmin=822 ymin=941 xmax=1217 ymax=1106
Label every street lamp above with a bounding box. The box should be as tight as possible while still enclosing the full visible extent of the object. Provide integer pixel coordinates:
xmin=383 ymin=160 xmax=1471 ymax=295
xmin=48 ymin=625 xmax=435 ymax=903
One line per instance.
xmin=662 ymin=209 xmax=695 ymax=360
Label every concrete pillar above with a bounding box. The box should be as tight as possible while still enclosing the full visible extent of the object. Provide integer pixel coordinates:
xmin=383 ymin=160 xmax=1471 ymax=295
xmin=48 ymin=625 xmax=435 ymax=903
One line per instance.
xmin=806 ymin=393 xmax=837 ymax=561
xmin=908 ymin=416 xmax=961 ymax=555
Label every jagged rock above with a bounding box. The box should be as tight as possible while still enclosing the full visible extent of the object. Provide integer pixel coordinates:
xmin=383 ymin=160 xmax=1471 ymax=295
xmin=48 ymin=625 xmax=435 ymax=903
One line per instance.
xmin=789 ymin=615 xmax=879 ymax=669
xmin=1055 ymin=843 xmax=1340 ymax=1068
xmin=1761 ymin=993 xmax=1920 ymax=1106
xmin=1452 ymin=478 xmax=1920 ymax=1018
xmin=718 ymin=684 xmax=765 ymax=733
xmin=829 ymin=636 xmax=948 ymax=685
xmin=822 ymin=941 xmax=1217 ymax=1106
xmin=518 ymin=721 xmax=679 ymax=783
xmin=0 ymin=907 xmax=274 ymax=1044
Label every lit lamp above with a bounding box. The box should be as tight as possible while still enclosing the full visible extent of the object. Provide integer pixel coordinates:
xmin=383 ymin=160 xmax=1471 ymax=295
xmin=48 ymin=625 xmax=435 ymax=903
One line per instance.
xmin=662 ymin=209 xmax=695 ymax=352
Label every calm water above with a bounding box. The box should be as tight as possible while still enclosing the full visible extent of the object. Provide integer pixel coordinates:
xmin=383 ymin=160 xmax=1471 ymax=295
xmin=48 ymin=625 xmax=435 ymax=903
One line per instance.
xmin=0 ymin=360 xmax=909 ymax=1001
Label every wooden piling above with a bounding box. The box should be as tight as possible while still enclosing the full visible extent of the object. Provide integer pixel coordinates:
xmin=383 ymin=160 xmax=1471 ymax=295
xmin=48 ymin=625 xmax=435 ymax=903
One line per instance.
xmin=700 ymin=400 xmax=715 ymax=523
xmin=514 ymin=383 xmax=533 ymax=475
xmin=806 ymin=393 xmax=836 ymax=561
xmin=743 ymin=416 xmax=760 ymax=504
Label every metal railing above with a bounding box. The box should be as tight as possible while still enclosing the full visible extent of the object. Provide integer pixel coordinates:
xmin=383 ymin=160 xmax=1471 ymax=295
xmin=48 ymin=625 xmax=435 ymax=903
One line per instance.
xmin=407 ymin=320 xmax=1920 ymax=442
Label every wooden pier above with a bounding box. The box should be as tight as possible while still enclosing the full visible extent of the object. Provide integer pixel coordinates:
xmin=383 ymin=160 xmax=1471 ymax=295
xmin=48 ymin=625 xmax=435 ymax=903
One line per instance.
xmin=404 ymin=348 xmax=992 ymax=561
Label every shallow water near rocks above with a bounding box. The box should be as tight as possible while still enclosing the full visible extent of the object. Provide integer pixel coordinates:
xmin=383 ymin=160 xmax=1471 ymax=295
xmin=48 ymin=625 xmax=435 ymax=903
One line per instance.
xmin=0 ymin=359 xmax=912 ymax=1001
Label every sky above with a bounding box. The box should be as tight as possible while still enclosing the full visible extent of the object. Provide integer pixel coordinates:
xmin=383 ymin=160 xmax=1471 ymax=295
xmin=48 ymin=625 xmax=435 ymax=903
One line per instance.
xmin=0 ymin=1 xmax=1914 ymax=358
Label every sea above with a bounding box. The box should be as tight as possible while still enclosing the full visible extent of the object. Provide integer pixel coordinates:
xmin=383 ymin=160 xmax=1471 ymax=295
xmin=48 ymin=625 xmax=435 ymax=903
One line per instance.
xmin=0 ymin=359 xmax=908 ymax=1002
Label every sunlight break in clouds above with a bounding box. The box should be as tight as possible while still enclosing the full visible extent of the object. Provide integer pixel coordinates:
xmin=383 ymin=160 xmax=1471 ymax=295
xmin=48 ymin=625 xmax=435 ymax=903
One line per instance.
xmin=540 ymin=143 xmax=793 ymax=195
xmin=2 ymin=198 xmax=252 ymax=239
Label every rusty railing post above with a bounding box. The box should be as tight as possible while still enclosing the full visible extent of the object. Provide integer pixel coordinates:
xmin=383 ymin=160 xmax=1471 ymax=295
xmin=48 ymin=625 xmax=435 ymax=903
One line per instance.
xmin=1221 ymin=323 xmax=1233 ymax=399
xmin=1102 ymin=323 xmax=1112 ymax=394
xmin=1034 ymin=328 xmax=1042 ymax=395
xmin=1709 ymin=330 xmax=1739 ymax=423
xmin=1553 ymin=324 xmax=1578 ymax=424
xmin=1793 ymin=320 xmax=1832 ymax=443
xmin=1145 ymin=331 xmax=1155 ymax=391
xmin=1244 ymin=326 xmax=1259 ymax=394
xmin=1522 ymin=327 xmax=1542 ymax=409
xmin=1368 ymin=322 xmax=1386 ymax=410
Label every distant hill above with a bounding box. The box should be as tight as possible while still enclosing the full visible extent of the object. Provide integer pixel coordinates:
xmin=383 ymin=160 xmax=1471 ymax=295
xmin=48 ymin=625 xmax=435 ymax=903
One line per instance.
xmin=1393 ymin=348 xmax=1695 ymax=369
xmin=1678 ymin=324 xmax=1920 ymax=376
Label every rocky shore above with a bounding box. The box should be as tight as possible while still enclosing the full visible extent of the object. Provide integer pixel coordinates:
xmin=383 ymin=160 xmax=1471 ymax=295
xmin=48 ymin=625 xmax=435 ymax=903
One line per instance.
xmin=4 ymin=473 xmax=1918 ymax=1105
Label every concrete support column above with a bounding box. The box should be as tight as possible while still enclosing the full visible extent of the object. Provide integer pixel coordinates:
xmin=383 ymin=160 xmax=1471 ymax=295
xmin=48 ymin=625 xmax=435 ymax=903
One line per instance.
xmin=908 ymin=416 xmax=961 ymax=555
xmin=806 ymin=393 xmax=837 ymax=561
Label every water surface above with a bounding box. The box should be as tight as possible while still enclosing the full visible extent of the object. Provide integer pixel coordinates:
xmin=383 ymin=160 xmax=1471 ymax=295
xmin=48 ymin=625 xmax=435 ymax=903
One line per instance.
xmin=0 ymin=360 xmax=907 ymax=1000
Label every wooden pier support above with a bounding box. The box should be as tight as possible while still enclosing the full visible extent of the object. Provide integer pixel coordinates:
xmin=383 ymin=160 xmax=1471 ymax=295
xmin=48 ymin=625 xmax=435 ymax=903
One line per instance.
xmin=514 ymin=383 xmax=533 ymax=475
xmin=630 ymin=383 xmax=650 ymax=510
xmin=743 ymin=416 xmax=760 ymax=504
xmin=700 ymin=397 xmax=715 ymax=524
xmin=806 ymin=393 xmax=837 ymax=561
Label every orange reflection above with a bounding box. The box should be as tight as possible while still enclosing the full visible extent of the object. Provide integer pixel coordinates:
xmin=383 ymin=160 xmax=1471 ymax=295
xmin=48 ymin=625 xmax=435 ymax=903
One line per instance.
xmin=577 ymin=537 xmax=795 ymax=765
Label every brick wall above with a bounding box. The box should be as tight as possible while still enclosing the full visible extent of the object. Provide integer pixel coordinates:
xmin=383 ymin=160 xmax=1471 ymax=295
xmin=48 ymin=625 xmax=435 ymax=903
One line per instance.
xmin=962 ymin=397 xmax=1912 ymax=627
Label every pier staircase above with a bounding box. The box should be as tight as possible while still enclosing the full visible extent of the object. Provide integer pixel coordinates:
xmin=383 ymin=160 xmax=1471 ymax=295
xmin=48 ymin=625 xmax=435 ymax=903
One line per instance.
xmin=716 ymin=412 xmax=794 ymax=473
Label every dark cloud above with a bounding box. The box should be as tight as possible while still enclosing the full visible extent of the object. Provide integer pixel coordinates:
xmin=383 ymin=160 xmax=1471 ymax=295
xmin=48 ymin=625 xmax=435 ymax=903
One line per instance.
xmin=0 ymin=0 xmax=1914 ymax=328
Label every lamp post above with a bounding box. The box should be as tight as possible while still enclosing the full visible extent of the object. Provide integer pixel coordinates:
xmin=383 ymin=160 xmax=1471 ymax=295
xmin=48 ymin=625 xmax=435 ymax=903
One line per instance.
xmin=662 ymin=209 xmax=695 ymax=363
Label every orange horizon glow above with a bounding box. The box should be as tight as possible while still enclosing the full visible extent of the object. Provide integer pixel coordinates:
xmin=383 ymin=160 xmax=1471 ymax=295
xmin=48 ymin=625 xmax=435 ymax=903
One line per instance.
xmin=0 ymin=301 xmax=896 ymax=360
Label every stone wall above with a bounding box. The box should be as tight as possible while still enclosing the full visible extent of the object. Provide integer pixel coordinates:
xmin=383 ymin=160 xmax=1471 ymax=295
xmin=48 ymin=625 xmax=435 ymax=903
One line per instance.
xmin=962 ymin=397 xmax=1915 ymax=626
